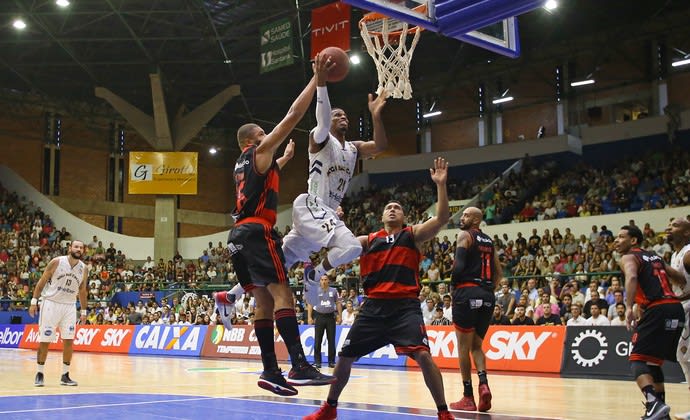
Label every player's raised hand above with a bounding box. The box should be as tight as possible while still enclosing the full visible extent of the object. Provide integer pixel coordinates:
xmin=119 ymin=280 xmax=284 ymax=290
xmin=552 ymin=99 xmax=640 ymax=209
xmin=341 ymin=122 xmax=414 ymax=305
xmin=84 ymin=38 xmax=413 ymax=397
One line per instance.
xmin=430 ymin=157 xmax=448 ymax=185
xmin=283 ymin=139 xmax=295 ymax=160
xmin=368 ymin=90 xmax=387 ymax=118
xmin=313 ymin=51 xmax=335 ymax=87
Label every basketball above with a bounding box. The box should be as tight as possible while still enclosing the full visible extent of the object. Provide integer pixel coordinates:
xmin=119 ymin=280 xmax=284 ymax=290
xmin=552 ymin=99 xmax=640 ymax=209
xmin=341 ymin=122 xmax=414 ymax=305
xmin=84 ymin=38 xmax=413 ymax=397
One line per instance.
xmin=321 ymin=46 xmax=350 ymax=82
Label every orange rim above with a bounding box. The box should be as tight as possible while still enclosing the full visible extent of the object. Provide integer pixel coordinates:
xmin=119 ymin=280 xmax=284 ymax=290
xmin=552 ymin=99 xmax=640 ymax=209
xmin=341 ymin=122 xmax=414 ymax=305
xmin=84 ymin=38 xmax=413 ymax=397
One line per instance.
xmin=359 ymin=3 xmax=427 ymax=38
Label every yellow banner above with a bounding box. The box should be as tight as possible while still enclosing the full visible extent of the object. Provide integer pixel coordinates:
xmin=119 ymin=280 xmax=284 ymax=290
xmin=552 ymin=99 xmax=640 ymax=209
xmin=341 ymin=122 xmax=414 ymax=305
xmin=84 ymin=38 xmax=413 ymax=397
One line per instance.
xmin=128 ymin=152 xmax=198 ymax=195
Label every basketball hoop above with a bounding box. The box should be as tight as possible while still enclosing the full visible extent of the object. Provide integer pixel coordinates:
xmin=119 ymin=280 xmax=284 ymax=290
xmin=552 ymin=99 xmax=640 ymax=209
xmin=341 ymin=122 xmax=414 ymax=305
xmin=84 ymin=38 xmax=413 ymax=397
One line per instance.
xmin=359 ymin=4 xmax=426 ymax=100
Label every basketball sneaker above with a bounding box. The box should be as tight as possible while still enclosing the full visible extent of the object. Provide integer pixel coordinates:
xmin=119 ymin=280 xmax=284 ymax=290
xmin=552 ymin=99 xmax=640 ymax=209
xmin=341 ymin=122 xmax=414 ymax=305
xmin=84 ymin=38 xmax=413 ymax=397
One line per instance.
xmin=303 ymin=402 xmax=337 ymax=420
xmin=450 ymin=396 xmax=476 ymax=412
xmin=287 ymin=362 xmax=337 ymax=386
xmin=437 ymin=410 xmax=455 ymax=420
xmin=641 ymin=400 xmax=670 ymax=420
xmin=213 ymin=291 xmax=237 ymax=330
xmin=257 ymin=368 xmax=298 ymax=396
xmin=477 ymin=383 xmax=492 ymax=412
xmin=674 ymin=411 xmax=690 ymax=420
xmin=34 ymin=372 xmax=44 ymax=387
xmin=60 ymin=373 xmax=78 ymax=386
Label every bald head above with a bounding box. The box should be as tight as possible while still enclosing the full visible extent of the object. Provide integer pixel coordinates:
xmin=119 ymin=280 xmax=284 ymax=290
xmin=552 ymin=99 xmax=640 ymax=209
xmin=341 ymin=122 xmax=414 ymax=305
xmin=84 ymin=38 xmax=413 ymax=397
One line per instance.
xmin=460 ymin=206 xmax=483 ymax=230
xmin=667 ymin=217 xmax=690 ymax=247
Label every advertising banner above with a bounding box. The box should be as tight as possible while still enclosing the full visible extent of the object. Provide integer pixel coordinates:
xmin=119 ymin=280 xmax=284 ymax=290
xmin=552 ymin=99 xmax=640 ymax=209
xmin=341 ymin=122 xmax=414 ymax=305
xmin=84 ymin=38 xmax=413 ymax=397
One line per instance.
xmin=128 ymin=151 xmax=198 ymax=195
xmin=310 ymin=2 xmax=351 ymax=58
xmin=561 ymin=326 xmax=685 ymax=382
xmin=421 ymin=325 xmax=565 ymax=373
xmin=201 ymin=325 xmax=288 ymax=360
xmin=0 ymin=324 xmax=25 ymax=348
xmin=129 ymin=325 xmax=206 ymax=357
xmin=18 ymin=325 xmax=134 ymax=353
xmin=260 ymin=18 xmax=294 ymax=74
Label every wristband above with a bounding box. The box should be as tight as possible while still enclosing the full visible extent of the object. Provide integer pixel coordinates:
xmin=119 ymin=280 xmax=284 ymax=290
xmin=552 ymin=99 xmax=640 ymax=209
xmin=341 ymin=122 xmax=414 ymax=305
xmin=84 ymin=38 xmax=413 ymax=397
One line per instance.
xmin=31 ymin=298 xmax=38 ymax=306
xmin=81 ymin=310 xmax=87 ymax=317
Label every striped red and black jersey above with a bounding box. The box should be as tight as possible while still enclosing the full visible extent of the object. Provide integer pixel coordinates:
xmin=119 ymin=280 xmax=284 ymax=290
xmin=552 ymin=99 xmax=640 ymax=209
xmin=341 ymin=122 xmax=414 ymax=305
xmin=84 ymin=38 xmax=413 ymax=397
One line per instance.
xmin=231 ymin=144 xmax=279 ymax=226
xmin=360 ymin=226 xmax=421 ymax=299
xmin=629 ymin=247 xmax=679 ymax=309
xmin=451 ymin=228 xmax=495 ymax=289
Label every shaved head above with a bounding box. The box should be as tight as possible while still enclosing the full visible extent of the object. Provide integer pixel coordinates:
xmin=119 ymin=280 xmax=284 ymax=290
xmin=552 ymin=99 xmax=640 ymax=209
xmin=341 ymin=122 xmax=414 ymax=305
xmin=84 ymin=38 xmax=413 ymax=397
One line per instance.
xmin=460 ymin=206 xmax=483 ymax=230
xmin=667 ymin=217 xmax=690 ymax=248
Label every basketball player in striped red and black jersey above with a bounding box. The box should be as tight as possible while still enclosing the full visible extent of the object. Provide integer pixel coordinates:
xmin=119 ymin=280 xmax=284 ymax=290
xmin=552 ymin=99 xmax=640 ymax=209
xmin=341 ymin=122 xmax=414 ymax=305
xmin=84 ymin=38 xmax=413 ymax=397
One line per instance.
xmin=304 ymin=157 xmax=454 ymax=420
xmin=450 ymin=206 xmax=502 ymax=413
xmin=218 ymin=53 xmax=335 ymax=397
xmin=615 ymin=225 xmax=686 ymax=420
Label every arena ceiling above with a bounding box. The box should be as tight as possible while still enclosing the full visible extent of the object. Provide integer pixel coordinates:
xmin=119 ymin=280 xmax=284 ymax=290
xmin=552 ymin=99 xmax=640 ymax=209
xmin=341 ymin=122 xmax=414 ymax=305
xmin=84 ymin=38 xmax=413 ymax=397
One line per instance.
xmin=1 ymin=0 xmax=689 ymax=147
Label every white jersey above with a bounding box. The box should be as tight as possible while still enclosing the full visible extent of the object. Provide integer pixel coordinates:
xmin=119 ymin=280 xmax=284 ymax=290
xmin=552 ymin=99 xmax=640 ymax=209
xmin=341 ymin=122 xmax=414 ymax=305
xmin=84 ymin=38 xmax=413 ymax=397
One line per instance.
xmin=42 ymin=256 xmax=85 ymax=304
xmin=307 ymin=133 xmax=358 ymax=210
xmin=671 ymin=243 xmax=690 ymax=301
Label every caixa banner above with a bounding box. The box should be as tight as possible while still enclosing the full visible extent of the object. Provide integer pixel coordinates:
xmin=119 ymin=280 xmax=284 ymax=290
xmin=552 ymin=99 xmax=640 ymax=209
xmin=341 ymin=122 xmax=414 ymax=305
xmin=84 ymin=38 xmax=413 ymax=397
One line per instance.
xmin=0 ymin=324 xmax=24 ymax=348
xmin=130 ymin=325 xmax=206 ymax=357
xmin=561 ymin=326 xmax=685 ymax=382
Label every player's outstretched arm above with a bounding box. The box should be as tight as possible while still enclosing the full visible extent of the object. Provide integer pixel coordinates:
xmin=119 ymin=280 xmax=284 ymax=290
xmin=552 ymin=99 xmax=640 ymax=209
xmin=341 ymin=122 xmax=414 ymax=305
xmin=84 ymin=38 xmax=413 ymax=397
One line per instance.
xmin=353 ymin=90 xmax=388 ymax=158
xmin=413 ymin=157 xmax=449 ymax=245
xmin=255 ymin=53 xmax=330 ymax=162
xmin=309 ymin=52 xmax=333 ymax=151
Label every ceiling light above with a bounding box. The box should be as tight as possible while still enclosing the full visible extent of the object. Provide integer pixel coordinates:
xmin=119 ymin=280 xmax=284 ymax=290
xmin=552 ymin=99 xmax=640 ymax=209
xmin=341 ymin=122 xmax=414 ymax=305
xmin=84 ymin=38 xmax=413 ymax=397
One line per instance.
xmin=671 ymin=58 xmax=690 ymax=67
xmin=492 ymin=96 xmax=514 ymax=105
xmin=422 ymin=110 xmax=442 ymax=118
xmin=13 ymin=19 xmax=26 ymax=30
xmin=209 ymin=147 xmax=218 ymax=155
xmin=350 ymin=54 xmax=361 ymax=65
xmin=570 ymin=79 xmax=595 ymax=87
xmin=56 ymin=0 xmax=70 ymax=7
xmin=544 ymin=0 xmax=558 ymax=11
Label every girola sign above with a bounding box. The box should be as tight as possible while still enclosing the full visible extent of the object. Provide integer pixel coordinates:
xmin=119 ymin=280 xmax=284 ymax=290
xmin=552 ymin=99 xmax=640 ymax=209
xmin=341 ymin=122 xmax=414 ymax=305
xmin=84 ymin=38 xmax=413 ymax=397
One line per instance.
xmin=0 ymin=325 xmax=24 ymax=348
xmin=130 ymin=325 xmax=206 ymax=356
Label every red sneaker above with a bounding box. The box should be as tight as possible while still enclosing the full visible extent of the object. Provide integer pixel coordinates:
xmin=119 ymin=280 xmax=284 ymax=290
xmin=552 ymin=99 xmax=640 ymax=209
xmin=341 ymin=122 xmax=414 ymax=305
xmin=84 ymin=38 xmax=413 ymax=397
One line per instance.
xmin=303 ymin=402 xmax=337 ymax=420
xmin=450 ymin=396 xmax=476 ymax=411
xmin=438 ymin=410 xmax=455 ymax=419
xmin=477 ymin=383 xmax=492 ymax=412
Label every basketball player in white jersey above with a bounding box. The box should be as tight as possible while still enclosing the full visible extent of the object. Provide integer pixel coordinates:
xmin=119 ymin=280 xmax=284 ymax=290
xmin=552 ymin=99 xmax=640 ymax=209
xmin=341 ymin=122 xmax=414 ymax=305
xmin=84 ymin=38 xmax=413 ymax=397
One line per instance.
xmin=282 ymin=76 xmax=387 ymax=305
xmin=216 ymin=68 xmax=388 ymax=315
xmin=29 ymin=240 xmax=88 ymax=387
xmin=667 ymin=217 xmax=690 ymax=420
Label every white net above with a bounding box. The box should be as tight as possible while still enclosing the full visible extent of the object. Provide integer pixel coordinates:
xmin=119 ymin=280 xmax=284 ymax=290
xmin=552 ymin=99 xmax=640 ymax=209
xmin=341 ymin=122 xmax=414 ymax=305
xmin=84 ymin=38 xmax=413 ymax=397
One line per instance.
xmin=360 ymin=15 xmax=422 ymax=100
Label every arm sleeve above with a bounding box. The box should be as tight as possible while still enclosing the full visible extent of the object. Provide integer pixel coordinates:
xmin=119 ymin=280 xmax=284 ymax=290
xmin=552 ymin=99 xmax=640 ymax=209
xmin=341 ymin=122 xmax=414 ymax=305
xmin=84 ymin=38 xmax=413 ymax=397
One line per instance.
xmin=312 ymin=86 xmax=332 ymax=144
xmin=452 ymin=247 xmax=467 ymax=279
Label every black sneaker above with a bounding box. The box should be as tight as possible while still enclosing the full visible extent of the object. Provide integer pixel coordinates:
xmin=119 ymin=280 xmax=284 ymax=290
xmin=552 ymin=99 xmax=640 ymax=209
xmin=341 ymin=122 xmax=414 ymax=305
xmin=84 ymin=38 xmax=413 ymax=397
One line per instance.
xmin=60 ymin=373 xmax=78 ymax=386
xmin=257 ymin=368 xmax=298 ymax=396
xmin=287 ymin=362 xmax=336 ymax=386
xmin=641 ymin=400 xmax=670 ymax=420
xmin=34 ymin=372 xmax=44 ymax=387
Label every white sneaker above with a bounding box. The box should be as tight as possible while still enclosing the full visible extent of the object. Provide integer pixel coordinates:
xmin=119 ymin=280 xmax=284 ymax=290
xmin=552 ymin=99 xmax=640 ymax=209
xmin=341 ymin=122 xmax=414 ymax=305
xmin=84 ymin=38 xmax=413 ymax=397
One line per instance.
xmin=213 ymin=291 xmax=237 ymax=329
xmin=674 ymin=411 xmax=690 ymax=420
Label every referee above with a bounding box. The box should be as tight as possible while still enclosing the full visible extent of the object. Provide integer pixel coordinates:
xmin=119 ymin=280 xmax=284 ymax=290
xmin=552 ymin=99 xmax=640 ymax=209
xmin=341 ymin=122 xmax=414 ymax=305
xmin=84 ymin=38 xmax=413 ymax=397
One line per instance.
xmin=307 ymin=274 xmax=342 ymax=368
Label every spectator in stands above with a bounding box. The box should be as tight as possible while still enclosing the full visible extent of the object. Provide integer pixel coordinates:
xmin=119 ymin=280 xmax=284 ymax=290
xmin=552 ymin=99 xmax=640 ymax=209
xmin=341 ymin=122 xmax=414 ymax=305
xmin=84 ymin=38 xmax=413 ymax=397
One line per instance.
xmin=610 ymin=303 xmax=627 ymax=326
xmin=559 ymin=294 xmax=573 ymax=322
xmin=583 ymin=290 xmax=608 ymax=318
xmin=511 ymin=304 xmax=534 ymax=325
xmin=422 ymin=297 xmax=435 ymax=325
xmin=584 ymin=305 xmax=610 ymax=326
xmin=495 ymin=282 xmax=515 ymax=316
xmin=535 ymin=303 xmax=562 ymax=325
xmin=607 ymin=290 xmax=625 ymax=319
xmin=489 ymin=304 xmax=511 ymax=325
xmin=566 ymin=304 xmax=587 ymax=326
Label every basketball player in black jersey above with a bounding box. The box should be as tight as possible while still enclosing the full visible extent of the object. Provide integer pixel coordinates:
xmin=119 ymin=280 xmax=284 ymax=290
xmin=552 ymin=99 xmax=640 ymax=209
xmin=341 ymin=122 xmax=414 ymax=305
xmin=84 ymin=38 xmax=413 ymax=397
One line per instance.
xmin=223 ymin=52 xmax=335 ymax=397
xmin=615 ymin=225 xmax=686 ymax=420
xmin=450 ymin=206 xmax=501 ymax=413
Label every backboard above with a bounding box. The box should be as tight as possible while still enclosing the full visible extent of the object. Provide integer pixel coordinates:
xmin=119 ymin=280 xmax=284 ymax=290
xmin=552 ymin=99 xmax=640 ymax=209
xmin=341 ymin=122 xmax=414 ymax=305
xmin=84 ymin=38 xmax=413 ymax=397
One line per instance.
xmin=343 ymin=0 xmax=545 ymax=58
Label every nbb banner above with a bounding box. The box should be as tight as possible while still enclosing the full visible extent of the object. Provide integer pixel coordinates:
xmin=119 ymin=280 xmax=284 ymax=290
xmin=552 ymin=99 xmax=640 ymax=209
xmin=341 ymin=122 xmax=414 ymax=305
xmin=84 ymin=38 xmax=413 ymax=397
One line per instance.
xmin=18 ymin=325 xmax=134 ymax=353
xmin=561 ymin=326 xmax=685 ymax=382
xmin=130 ymin=325 xmax=206 ymax=357
xmin=0 ymin=324 xmax=25 ymax=348
xmin=422 ymin=325 xmax=565 ymax=373
xmin=201 ymin=325 xmax=288 ymax=360
xmin=128 ymin=152 xmax=198 ymax=195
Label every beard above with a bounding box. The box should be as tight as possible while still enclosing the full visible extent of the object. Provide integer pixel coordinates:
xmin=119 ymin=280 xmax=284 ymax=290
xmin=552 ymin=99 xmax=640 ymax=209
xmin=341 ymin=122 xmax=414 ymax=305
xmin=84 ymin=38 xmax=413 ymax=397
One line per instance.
xmin=70 ymin=251 xmax=82 ymax=260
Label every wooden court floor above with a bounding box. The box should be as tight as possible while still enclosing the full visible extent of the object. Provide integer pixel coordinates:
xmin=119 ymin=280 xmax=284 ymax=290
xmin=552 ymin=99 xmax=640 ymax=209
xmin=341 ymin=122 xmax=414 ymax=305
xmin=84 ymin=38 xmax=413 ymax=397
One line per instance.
xmin=0 ymin=348 xmax=688 ymax=419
